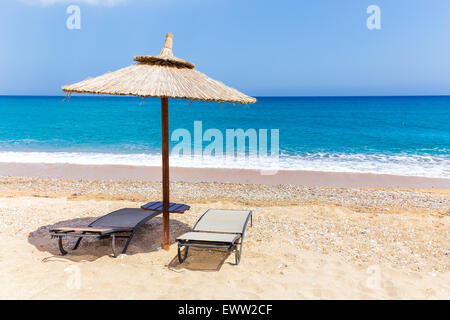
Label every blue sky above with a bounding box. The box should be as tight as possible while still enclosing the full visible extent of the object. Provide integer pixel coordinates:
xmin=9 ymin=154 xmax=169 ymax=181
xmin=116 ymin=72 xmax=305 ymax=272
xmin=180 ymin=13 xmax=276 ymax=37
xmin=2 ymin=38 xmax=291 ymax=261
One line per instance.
xmin=1 ymin=0 xmax=450 ymax=96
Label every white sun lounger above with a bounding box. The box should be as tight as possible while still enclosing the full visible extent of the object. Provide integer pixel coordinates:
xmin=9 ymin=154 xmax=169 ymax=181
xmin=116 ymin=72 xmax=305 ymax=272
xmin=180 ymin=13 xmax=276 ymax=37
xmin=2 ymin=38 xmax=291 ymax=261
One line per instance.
xmin=176 ymin=209 xmax=253 ymax=265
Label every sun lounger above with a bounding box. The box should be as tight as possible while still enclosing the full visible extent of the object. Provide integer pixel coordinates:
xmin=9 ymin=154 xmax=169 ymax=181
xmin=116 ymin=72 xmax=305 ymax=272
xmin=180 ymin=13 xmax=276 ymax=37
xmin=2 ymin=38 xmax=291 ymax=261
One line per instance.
xmin=50 ymin=208 xmax=160 ymax=257
xmin=176 ymin=209 xmax=252 ymax=265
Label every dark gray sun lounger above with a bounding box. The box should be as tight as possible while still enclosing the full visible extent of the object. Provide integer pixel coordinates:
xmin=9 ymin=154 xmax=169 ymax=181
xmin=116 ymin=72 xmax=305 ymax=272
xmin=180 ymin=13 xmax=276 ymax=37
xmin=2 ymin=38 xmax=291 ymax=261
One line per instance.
xmin=176 ymin=209 xmax=252 ymax=265
xmin=50 ymin=208 xmax=160 ymax=257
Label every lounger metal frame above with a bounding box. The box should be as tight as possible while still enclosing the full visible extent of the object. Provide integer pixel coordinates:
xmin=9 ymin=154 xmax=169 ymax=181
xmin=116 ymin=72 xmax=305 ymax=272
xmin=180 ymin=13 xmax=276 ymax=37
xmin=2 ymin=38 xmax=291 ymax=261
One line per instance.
xmin=176 ymin=209 xmax=253 ymax=265
xmin=50 ymin=210 xmax=159 ymax=257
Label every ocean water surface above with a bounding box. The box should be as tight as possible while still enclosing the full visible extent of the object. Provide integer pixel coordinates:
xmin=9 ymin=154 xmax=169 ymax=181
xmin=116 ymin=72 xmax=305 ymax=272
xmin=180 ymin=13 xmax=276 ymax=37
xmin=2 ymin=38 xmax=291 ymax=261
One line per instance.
xmin=0 ymin=95 xmax=449 ymax=178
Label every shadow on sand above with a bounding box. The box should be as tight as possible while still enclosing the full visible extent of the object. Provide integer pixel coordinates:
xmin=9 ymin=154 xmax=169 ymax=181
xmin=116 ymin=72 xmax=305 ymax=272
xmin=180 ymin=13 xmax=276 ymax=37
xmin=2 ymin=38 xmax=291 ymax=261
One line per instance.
xmin=168 ymin=247 xmax=234 ymax=272
xmin=28 ymin=211 xmax=191 ymax=263
xmin=29 ymin=208 xmax=234 ymax=271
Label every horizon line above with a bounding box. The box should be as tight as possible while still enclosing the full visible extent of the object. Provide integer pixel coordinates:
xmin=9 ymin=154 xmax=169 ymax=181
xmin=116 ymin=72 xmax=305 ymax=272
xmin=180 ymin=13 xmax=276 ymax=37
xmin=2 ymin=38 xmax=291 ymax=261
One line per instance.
xmin=1 ymin=94 xmax=450 ymax=99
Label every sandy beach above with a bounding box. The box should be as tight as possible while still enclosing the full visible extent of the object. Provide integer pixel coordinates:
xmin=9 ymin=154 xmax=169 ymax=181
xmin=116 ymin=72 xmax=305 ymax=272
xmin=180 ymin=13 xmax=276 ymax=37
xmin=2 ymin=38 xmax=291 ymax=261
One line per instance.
xmin=0 ymin=169 xmax=449 ymax=299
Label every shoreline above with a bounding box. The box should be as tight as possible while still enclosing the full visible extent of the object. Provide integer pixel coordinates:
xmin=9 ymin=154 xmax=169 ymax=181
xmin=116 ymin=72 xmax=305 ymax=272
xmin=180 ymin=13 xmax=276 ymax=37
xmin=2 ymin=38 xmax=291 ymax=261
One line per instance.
xmin=0 ymin=162 xmax=449 ymax=188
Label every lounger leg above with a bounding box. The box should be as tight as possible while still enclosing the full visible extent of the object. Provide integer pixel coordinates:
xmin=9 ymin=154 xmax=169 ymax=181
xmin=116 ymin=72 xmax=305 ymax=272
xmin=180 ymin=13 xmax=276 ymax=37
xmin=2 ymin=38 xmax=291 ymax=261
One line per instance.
xmin=111 ymin=235 xmax=118 ymax=258
xmin=177 ymin=243 xmax=189 ymax=264
xmin=72 ymin=236 xmax=83 ymax=251
xmin=121 ymin=231 xmax=135 ymax=255
xmin=235 ymin=241 xmax=243 ymax=265
xmin=58 ymin=237 xmax=68 ymax=256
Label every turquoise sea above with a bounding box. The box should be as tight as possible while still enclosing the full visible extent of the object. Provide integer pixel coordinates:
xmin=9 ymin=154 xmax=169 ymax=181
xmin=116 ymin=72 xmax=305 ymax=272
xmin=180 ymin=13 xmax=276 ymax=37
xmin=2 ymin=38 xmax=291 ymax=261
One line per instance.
xmin=0 ymin=95 xmax=449 ymax=178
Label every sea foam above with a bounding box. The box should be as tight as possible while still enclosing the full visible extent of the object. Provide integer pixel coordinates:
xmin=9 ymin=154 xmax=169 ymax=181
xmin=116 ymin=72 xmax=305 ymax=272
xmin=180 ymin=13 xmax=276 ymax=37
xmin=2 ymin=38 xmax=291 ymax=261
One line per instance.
xmin=0 ymin=151 xmax=448 ymax=178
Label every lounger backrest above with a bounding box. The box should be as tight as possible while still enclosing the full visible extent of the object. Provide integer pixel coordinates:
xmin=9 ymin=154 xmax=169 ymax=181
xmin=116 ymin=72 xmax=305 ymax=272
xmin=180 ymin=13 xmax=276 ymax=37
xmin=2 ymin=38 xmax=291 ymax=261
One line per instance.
xmin=91 ymin=208 xmax=159 ymax=228
xmin=193 ymin=209 xmax=251 ymax=234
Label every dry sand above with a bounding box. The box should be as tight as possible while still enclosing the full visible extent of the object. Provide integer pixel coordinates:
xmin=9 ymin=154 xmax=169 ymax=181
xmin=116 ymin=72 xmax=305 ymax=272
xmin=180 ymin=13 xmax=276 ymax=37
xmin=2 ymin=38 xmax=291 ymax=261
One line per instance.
xmin=0 ymin=176 xmax=449 ymax=299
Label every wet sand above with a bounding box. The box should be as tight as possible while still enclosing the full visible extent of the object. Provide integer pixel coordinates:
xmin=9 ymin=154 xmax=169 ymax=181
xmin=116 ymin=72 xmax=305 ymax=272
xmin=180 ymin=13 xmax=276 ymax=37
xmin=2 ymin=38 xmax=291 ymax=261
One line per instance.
xmin=0 ymin=162 xmax=449 ymax=188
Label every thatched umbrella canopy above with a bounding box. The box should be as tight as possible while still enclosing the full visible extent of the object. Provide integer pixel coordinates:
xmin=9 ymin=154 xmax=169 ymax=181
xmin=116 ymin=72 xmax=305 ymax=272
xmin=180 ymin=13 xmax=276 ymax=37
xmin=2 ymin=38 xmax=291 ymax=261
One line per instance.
xmin=62 ymin=33 xmax=256 ymax=250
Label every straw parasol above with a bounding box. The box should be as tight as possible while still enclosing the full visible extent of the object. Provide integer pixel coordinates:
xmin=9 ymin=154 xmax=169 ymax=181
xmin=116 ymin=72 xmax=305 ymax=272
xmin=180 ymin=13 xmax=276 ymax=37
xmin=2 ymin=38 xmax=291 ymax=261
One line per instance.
xmin=62 ymin=33 xmax=256 ymax=250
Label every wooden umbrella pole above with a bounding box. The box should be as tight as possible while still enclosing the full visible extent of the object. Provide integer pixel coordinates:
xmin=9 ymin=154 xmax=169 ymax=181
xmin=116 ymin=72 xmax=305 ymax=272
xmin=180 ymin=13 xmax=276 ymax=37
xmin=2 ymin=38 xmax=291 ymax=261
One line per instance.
xmin=161 ymin=97 xmax=170 ymax=250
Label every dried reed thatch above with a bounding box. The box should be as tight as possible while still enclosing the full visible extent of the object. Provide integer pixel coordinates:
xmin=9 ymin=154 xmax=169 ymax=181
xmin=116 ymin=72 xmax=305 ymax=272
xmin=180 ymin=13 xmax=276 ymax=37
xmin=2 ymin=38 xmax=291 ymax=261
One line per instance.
xmin=62 ymin=33 xmax=256 ymax=104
